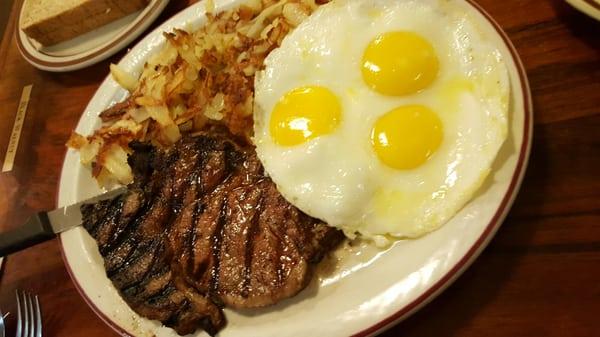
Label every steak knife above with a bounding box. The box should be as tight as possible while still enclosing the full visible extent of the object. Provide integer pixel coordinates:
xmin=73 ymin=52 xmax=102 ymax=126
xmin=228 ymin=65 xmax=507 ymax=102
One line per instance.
xmin=0 ymin=187 xmax=127 ymax=257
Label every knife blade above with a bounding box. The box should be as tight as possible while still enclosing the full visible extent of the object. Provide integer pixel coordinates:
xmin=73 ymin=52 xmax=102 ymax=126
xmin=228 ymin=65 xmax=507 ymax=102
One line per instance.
xmin=0 ymin=187 xmax=127 ymax=257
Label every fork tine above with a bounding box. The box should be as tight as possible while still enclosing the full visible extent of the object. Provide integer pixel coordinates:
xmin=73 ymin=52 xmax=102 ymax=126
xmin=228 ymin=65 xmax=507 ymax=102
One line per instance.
xmin=26 ymin=293 xmax=35 ymax=337
xmin=22 ymin=292 xmax=29 ymax=337
xmin=34 ymin=295 xmax=42 ymax=337
xmin=0 ymin=306 xmax=5 ymax=337
xmin=15 ymin=291 xmax=22 ymax=337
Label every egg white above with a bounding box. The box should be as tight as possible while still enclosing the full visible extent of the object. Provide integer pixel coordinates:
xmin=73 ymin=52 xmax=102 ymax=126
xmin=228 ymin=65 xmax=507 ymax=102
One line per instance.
xmin=254 ymin=0 xmax=509 ymax=241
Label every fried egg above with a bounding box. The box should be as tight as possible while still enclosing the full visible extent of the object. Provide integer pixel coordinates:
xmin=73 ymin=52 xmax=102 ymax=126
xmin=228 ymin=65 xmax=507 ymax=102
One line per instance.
xmin=253 ymin=0 xmax=509 ymax=242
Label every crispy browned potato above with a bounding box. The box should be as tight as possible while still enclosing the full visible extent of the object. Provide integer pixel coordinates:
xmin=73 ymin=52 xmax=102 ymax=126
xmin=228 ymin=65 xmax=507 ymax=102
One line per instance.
xmin=69 ymin=0 xmax=327 ymax=186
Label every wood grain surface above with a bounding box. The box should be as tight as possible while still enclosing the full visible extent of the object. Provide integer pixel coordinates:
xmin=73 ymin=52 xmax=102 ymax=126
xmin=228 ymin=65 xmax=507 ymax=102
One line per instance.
xmin=0 ymin=0 xmax=599 ymax=336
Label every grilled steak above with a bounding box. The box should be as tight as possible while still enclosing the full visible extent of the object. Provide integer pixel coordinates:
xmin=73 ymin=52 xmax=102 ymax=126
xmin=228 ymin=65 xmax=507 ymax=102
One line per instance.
xmin=81 ymin=132 xmax=343 ymax=335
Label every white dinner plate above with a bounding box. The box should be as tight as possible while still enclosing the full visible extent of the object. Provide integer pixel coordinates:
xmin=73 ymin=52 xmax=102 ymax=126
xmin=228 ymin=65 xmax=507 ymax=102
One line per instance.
xmin=58 ymin=0 xmax=533 ymax=336
xmin=565 ymin=0 xmax=600 ymax=21
xmin=16 ymin=0 xmax=171 ymax=72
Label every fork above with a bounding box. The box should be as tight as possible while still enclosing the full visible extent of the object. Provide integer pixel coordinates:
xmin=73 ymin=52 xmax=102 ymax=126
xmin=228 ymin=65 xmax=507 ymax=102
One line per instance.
xmin=0 ymin=306 xmax=5 ymax=337
xmin=15 ymin=291 xmax=42 ymax=337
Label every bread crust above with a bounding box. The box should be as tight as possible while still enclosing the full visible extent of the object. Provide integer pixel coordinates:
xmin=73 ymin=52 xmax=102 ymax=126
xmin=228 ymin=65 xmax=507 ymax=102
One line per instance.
xmin=21 ymin=0 xmax=149 ymax=46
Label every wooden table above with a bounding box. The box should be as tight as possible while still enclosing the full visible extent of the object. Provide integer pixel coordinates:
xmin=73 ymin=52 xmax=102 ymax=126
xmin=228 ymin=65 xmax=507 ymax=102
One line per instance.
xmin=0 ymin=0 xmax=598 ymax=336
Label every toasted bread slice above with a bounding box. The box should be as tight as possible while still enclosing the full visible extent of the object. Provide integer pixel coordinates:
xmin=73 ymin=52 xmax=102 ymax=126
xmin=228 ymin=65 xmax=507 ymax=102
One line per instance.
xmin=21 ymin=0 xmax=149 ymax=46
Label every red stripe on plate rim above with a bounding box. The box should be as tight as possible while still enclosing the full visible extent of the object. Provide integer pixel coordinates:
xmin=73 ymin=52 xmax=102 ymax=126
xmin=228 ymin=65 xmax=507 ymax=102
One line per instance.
xmin=15 ymin=0 xmax=165 ymax=69
xmin=57 ymin=0 xmax=534 ymax=336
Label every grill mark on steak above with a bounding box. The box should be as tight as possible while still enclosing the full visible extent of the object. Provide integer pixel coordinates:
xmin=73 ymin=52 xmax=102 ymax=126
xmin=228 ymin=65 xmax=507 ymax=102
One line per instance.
xmin=81 ymin=132 xmax=343 ymax=336
xmin=105 ymin=240 xmax=137 ymax=274
xmin=144 ymin=282 xmax=176 ymax=306
xmin=102 ymin=195 xmax=149 ymax=266
xmin=209 ymin=196 xmax=228 ymax=296
xmin=122 ymin=264 xmax=171 ymax=301
xmin=106 ymin=238 xmax=149 ymax=278
xmin=122 ymin=243 xmax=170 ymax=297
xmin=186 ymin=199 xmax=203 ymax=279
xmin=242 ymin=187 xmax=263 ymax=298
xmin=92 ymin=198 xmax=124 ymax=248
xmin=172 ymin=140 xmax=209 ymax=277
xmin=100 ymin=192 xmax=143 ymax=255
xmin=110 ymin=238 xmax=161 ymax=288
xmin=189 ymin=184 xmax=232 ymax=293
xmin=82 ymin=197 xmax=120 ymax=235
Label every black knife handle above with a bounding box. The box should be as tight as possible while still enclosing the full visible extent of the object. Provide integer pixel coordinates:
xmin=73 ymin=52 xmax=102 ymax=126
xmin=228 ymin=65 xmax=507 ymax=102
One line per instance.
xmin=0 ymin=213 xmax=56 ymax=257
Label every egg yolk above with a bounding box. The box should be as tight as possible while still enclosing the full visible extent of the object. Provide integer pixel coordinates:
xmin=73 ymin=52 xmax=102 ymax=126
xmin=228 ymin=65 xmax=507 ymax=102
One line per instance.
xmin=371 ymin=105 xmax=443 ymax=170
xmin=270 ymin=86 xmax=341 ymax=146
xmin=362 ymin=32 xmax=439 ymax=96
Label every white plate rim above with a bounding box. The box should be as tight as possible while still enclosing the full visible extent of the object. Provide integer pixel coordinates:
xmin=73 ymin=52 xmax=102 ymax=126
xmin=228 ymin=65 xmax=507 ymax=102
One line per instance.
xmin=15 ymin=0 xmax=171 ymax=72
xmin=353 ymin=3 xmax=534 ymax=335
xmin=56 ymin=0 xmax=534 ymax=336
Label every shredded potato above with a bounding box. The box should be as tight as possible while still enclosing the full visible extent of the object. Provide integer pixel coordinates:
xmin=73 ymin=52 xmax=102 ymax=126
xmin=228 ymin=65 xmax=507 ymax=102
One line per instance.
xmin=110 ymin=64 xmax=138 ymax=92
xmin=68 ymin=0 xmax=327 ymax=186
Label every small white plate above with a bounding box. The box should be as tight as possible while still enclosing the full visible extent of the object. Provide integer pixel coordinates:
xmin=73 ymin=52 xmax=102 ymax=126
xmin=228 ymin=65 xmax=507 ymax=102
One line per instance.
xmin=16 ymin=0 xmax=171 ymax=72
xmin=58 ymin=0 xmax=533 ymax=336
xmin=565 ymin=0 xmax=600 ymax=21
